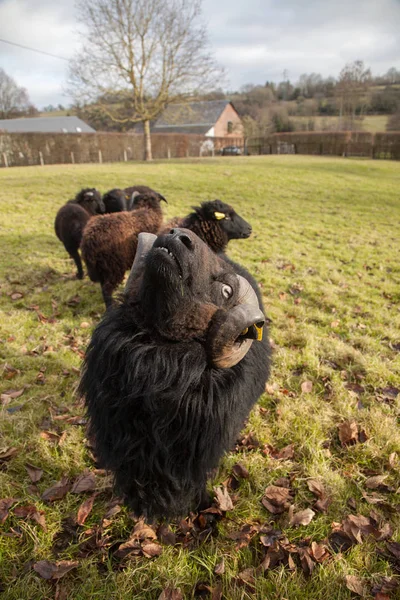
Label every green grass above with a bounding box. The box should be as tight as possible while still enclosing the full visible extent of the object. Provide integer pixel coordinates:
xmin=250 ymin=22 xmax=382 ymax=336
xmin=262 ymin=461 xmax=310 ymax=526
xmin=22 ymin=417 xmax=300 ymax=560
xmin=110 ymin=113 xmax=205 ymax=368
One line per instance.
xmin=0 ymin=156 xmax=399 ymax=599
xmin=293 ymin=115 xmax=389 ymax=133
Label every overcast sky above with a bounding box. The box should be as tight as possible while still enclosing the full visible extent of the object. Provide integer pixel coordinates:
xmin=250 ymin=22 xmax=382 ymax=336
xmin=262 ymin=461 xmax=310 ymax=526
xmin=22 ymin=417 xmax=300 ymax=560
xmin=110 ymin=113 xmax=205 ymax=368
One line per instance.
xmin=0 ymin=0 xmax=399 ymax=109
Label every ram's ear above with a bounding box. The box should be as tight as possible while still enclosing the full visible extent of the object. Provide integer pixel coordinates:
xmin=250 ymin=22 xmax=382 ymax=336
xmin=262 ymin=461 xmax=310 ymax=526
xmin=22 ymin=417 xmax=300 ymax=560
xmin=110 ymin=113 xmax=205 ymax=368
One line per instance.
xmin=214 ymin=211 xmax=225 ymax=220
xmin=125 ymin=232 xmax=157 ymax=294
xmin=208 ymin=275 xmax=265 ymax=368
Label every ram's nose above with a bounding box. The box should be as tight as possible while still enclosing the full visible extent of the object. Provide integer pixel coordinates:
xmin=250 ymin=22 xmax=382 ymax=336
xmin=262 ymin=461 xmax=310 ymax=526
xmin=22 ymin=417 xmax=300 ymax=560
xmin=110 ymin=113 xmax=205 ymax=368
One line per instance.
xmin=169 ymin=229 xmax=194 ymax=250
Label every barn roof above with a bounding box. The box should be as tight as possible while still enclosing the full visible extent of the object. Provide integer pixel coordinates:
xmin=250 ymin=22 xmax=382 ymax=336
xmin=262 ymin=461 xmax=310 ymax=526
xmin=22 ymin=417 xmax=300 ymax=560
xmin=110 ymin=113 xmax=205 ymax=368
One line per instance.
xmin=0 ymin=116 xmax=96 ymax=133
xmin=152 ymin=100 xmax=233 ymax=133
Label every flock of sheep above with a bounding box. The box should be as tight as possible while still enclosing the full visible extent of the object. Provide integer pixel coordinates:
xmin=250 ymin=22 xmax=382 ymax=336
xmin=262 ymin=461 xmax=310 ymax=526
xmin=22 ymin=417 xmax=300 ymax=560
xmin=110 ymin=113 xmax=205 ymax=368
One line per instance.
xmin=55 ymin=182 xmax=270 ymax=519
xmin=54 ymin=185 xmax=253 ymax=307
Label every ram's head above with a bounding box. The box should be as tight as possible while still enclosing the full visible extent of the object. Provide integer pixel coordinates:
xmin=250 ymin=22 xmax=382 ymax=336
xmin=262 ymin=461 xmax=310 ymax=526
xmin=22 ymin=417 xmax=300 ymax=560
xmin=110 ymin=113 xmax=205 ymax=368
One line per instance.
xmin=125 ymin=228 xmax=265 ymax=368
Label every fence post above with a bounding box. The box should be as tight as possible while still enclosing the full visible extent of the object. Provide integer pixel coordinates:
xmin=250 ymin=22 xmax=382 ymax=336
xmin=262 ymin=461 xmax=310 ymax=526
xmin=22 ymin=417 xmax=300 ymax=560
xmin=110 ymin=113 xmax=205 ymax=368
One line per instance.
xmin=186 ymin=149 xmax=189 ymax=158
xmin=167 ymin=147 xmax=171 ymax=159
xmin=2 ymin=153 xmax=8 ymax=168
xmin=39 ymin=151 xmax=44 ymax=166
xmin=98 ymin=150 xmax=103 ymax=164
xmin=71 ymin=152 xmax=75 ymax=164
xmin=124 ymin=149 xmax=128 ymax=162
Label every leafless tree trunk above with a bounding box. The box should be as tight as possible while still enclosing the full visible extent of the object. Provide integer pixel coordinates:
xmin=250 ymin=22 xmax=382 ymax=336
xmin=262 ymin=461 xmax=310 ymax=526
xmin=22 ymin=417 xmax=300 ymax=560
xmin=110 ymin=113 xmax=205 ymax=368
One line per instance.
xmin=143 ymin=120 xmax=152 ymax=161
xmin=67 ymin=0 xmax=223 ymax=160
xmin=0 ymin=68 xmax=33 ymax=119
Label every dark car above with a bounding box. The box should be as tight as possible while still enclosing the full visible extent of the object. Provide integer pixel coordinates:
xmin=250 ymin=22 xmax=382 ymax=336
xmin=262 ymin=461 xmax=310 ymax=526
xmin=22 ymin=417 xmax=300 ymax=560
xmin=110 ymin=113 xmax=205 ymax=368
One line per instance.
xmin=221 ymin=145 xmax=242 ymax=156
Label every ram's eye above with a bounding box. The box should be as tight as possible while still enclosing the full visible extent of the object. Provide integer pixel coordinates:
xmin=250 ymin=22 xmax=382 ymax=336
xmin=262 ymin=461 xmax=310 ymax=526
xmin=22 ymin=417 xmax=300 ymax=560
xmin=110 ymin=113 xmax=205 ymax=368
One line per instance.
xmin=221 ymin=284 xmax=233 ymax=299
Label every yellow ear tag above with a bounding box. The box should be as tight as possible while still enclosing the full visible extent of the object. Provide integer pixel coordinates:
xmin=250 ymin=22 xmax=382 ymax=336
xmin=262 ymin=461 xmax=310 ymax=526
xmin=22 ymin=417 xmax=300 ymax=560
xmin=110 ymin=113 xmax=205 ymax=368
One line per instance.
xmin=214 ymin=211 xmax=225 ymax=220
xmin=255 ymin=324 xmax=263 ymax=341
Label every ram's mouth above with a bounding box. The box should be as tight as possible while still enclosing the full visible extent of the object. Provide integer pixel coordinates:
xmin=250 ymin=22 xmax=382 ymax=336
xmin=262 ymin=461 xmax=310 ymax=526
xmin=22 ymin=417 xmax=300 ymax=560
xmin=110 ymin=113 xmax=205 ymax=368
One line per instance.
xmin=154 ymin=246 xmax=183 ymax=278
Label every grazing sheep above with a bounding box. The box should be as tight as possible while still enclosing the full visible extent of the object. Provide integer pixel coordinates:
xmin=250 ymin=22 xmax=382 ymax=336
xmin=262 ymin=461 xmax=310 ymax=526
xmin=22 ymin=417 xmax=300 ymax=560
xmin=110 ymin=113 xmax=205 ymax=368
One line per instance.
xmin=162 ymin=200 xmax=252 ymax=253
xmin=81 ymin=192 xmax=166 ymax=307
xmin=54 ymin=188 xmax=105 ymax=279
xmin=79 ymin=228 xmax=270 ymax=519
xmin=124 ymin=185 xmax=166 ymax=210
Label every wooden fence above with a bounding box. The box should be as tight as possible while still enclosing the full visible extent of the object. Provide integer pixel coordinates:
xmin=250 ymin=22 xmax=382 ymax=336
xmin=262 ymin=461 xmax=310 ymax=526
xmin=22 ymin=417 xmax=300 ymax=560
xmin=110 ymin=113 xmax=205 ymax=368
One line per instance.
xmin=0 ymin=130 xmax=399 ymax=168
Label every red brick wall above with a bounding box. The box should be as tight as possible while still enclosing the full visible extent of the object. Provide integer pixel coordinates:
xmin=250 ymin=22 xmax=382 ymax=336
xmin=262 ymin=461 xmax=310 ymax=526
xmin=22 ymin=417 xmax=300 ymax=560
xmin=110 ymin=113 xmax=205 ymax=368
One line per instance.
xmin=214 ymin=104 xmax=244 ymax=137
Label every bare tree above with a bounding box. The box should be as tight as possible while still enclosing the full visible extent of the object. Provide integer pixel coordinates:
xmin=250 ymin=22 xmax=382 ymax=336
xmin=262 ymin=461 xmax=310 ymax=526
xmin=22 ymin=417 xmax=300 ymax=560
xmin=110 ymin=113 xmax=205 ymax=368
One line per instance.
xmin=68 ymin=0 xmax=223 ymax=160
xmin=0 ymin=68 xmax=32 ymax=120
xmin=336 ymin=60 xmax=371 ymax=130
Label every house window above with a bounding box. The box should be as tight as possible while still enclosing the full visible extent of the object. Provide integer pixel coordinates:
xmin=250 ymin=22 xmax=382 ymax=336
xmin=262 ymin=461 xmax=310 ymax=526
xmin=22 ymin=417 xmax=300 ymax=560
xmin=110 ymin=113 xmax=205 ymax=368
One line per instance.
xmin=227 ymin=121 xmax=233 ymax=134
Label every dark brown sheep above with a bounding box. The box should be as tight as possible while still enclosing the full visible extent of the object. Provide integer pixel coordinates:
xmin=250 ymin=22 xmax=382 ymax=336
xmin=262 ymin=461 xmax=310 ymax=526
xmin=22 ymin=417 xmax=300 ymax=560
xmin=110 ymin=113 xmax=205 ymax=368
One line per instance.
xmin=162 ymin=199 xmax=252 ymax=253
xmin=124 ymin=185 xmax=166 ymax=210
xmin=81 ymin=192 xmax=166 ymax=307
xmin=54 ymin=188 xmax=105 ymax=279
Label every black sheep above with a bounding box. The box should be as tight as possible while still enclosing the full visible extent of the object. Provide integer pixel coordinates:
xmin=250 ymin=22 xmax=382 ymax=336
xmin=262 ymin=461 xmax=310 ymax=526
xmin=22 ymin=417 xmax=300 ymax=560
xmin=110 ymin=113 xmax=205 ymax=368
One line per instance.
xmin=79 ymin=228 xmax=270 ymax=519
xmin=102 ymin=188 xmax=129 ymax=213
xmin=54 ymin=188 xmax=105 ymax=279
xmin=163 ymin=199 xmax=252 ymax=253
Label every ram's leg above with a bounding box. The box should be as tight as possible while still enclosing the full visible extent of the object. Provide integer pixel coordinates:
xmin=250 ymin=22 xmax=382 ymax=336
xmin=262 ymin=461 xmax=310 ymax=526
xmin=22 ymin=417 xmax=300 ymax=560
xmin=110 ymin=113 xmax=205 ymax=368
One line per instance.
xmin=101 ymin=282 xmax=115 ymax=309
xmin=71 ymin=250 xmax=84 ymax=280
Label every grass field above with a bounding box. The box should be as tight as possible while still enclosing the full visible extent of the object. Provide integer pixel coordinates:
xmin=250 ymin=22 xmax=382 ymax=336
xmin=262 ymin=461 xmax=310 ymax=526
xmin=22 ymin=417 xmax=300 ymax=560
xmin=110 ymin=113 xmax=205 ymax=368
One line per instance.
xmin=0 ymin=156 xmax=399 ymax=600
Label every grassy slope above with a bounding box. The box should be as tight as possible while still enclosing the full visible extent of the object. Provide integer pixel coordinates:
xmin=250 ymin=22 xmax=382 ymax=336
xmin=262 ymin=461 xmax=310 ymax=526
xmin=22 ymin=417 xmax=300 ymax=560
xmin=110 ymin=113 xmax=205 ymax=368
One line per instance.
xmin=0 ymin=156 xmax=399 ymax=599
xmin=292 ymin=115 xmax=389 ymax=133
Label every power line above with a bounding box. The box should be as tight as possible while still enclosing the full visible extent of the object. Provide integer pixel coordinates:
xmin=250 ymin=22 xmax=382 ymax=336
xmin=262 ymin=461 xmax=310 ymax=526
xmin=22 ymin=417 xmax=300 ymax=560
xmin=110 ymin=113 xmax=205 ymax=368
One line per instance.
xmin=0 ymin=37 xmax=70 ymax=61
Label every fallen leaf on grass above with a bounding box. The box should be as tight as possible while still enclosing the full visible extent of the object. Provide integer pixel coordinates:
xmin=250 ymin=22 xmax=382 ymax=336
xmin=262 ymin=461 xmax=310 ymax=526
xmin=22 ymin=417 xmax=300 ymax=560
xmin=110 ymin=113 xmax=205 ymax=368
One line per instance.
xmin=71 ymin=471 xmax=96 ymax=494
xmin=214 ymin=558 xmax=225 ymax=575
xmin=365 ymin=475 xmax=390 ymax=491
xmin=0 ymin=447 xmax=18 ymax=461
xmin=42 ymin=477 xmax=70 ymax=502
xmin=40 ymin=431 xmax=61 ymax=443
xmin=232 ymin=463 xmax=249 ymax=479
xmin=388 ymin=452 xmax=398 ymax=469
xmin=289 ymin=507 xmax=315 ymax=526
xmin=131 ymin=519 xmax=157 ymax=541
xmin=371 ymin=577 xmax=399 ymax=595
xmin=13 ymin=504 xmax=46 ymax=530
xmin=344 ymin=575 xmax=367 ymax=597
xmin=301 ymin=381 xmax=313 ymax=393
xmin=310 ymin=541 xmax=331 ymax=563
xmin=307 ymin=479 xmax=325 ymax=498
xmin=141 ymin=541 xmax=163 ymax=558
xmin=298 ymin=547 xmax=315 ymax=576
xmin=158 ymin=588 xmax=183 ymax=600
xmin=0 ymin=498 xmax=17 ymax=523
xmin=77 ymin=493 xmax=97 ymax=526
xmin=214 ymin=486 xmax=234 ymax=511
xmin=11 ymin=292 xmax=24 ymax=301
xmin=338 ymin=420 xmax=359 ymax=446
xmin=228 ymin=523 xmax=260 ymax=550
xmin=237 ymin=568 xmax=256 ymax=591
xmin=25 ymin=463 xmax=43 ymax=483
xmin=262 ymin=485 xmax=292 ymax=514
xmin=1 ymin=388 xmax=25 ymax=403
xmin=33 ymin=560 xmax=78 ymax=580
xmin=3 ymin=365 xmax=20 ymax=380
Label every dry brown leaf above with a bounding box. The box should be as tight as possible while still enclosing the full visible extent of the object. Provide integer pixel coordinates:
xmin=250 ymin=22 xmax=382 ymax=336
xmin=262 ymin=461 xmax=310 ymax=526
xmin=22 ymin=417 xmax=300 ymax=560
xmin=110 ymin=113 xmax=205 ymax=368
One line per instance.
xmin=80 ymin=322 xmax=90 ymax=329
xmin=307 ymin=479 xmax=325 ymax=498
xmin=11 ymin=292 xmax=23 ymax=300
xmin=33 ymin=560 xmax=78 ymax=580
xmin=232 ymin=463 xmax=249 ymax=479
xmin=3 ymin=364 xmax=20 ymax=380
xmin=237 ymin=568 xmax=256 ymax=590
xmin=71 ymin=471 xmax=96 ymax=494
xmin=298 ymin=547 xmax=315 ymax=576
xmin=314 ymin=497 xmax=332 ymax=513
xmin=40 ymin=431 xmax=60 ymax=443
xmin=42 ymin=477 xmax=70 ymax=502
xmin=228 ymin=523 xmax=259 ymax=550
xmin=310 ymin=541 xmax=330 ymax=563
xmin=214 ymin=558 xmax=225 ymax=575
xmin=1 ymin=388 xmax=24 ymax=402
xmin=262 ymin=485 xmax=292 ymax=514
xmin=338 ymin=420 xmax=358 ymax=446
xmin=25 ymin=463 xmax=43 ymax=483
xmin=344 ymin=575 xmax=367 ymax=597
xmin=0 ymin=498 xmax=17 ymax=523
xmin=158 ymin=588 xmax=183 ymax=600
xmin=214 ymin=485 xmax=234 ymax=511
xmin=289 ymin=507 xmax=315 ymax=526
xmin=141 ymin=541 xmax=163 ymax=558
xmin=0 ymin=447 xmax=18 ymax=462
xmin=132 ymin=519 xmax=157 ymax=541
xmin=301 ymin=380 xmax=313 ymax=393
xmin=77 ymin=493 xmax=96 ymax=526
xmin=365 ymin=475 xmax=388 ymax=490
xmin=273 ymin=444 xmax=295 ymax=460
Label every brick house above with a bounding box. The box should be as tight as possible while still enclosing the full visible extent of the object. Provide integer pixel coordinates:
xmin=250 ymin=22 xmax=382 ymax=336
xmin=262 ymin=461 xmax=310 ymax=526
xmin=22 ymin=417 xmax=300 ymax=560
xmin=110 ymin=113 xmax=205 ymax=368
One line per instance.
xmin=151 ymin=100 xmax=243 ymax=138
